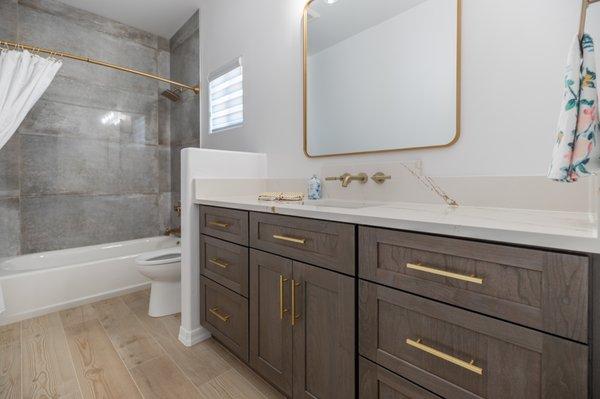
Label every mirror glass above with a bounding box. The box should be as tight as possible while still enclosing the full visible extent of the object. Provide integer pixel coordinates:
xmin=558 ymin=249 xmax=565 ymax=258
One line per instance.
xmin=304 ymin=0 xmax=460 ymax=157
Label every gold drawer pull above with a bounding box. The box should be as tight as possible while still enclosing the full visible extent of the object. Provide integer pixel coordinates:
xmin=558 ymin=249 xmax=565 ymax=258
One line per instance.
xmin=273 ymin=234 xmax=306 ymax=245
xmin=209 ymin=307 xmax=231 ymax=323
xmin=406 ymin=263 xmax=483 ymax=285
xmin=209 ymin=258 xmax=230 ymax=269
xmin=406 ymin=338 xmax=483 ymax=375
xmin=209 ymin=221 xmax=229 ymax=229
xmin=279 ymin=275 xmax=288 ymax=320
xmin=291 ymin=280 xmax=301 ymax=326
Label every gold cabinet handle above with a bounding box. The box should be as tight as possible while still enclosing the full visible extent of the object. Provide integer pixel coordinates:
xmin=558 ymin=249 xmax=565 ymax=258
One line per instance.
xmin=279 ymin=275 xmax=288 ymax=320
xmin=209 ymin=258 xmax=229 ymax=269
xmin=406 ymin=338 xmax=483 ymax=375
xmin=406 ymin=263 xmax=483 ymax=285
xmin=209 ymin=307 xmax=231 ymax=323
xmin=291 ymin=280 xmax=301 ymax=326
xmin=209 ymin=221 xmax=229 ymax=229
xmin=273 ymin=234 xmax=306 ymax=245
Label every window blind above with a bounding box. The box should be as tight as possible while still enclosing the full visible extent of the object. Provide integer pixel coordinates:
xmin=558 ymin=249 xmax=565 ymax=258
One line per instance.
xmin=208 ymin=57 xmax=243 ymax=133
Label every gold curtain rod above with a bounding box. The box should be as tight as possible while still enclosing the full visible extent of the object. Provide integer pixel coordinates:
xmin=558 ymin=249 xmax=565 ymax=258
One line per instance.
xmin=0 ymin=39 xmax=200 ymax=94
xmin=580 ymin=0 xmax=600 ymax=40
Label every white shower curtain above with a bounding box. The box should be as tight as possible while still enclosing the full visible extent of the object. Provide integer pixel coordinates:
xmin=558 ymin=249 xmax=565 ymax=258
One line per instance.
xmin=0 ymin=49 xmax=62 ymax=150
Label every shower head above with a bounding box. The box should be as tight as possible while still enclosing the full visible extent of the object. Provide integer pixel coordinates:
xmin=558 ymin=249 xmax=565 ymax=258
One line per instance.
xmin=161 ymin=88 xmax=181 ymax=102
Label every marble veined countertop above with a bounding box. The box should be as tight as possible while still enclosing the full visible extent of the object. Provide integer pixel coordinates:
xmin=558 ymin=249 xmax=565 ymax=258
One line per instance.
xmin=193 ymin=195 xmax=599 ymax=254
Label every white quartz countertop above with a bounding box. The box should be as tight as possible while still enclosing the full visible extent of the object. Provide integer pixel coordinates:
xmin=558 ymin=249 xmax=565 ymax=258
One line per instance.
xmin=194 ymin=195 xmax=600 ymax=254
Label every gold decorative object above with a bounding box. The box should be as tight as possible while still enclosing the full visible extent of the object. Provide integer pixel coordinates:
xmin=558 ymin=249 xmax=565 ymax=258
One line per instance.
xmin=406 ymin=263 xmax=483 ymax=285
xmin=279 ymin=275 xmax=288 ymax=320
xmin=209 ymin=258 xmax=229 ymax=269
xmin=371 ymin=172 xmax=392 ymax=184
xmin=406 ymin=338 xmax=483 ymax=375
xmin=272 ymin=234 xmax=306 ymax=245
xmin=209 ymin=307 xmax=231 ymax=323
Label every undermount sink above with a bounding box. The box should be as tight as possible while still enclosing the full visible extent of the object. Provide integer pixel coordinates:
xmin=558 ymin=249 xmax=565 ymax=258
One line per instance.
xmin=302 ymin=199 xmax=382 ymax=209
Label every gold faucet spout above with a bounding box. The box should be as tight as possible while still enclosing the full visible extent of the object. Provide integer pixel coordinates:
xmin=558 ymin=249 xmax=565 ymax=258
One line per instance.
xmin=341 ymin=173 xmax=368 ymax=188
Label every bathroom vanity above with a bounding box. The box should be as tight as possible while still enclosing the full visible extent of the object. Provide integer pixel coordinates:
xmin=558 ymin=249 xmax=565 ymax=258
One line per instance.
xmin=195 ymin=201 xmax=596 ymax=399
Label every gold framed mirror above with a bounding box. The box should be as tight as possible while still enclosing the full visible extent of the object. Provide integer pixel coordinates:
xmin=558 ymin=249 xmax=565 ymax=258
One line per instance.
xmin=303 ymin=0 xmax=462 ymax=157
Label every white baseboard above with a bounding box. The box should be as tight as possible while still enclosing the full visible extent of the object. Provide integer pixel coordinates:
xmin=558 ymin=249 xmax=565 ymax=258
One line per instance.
xmin=179 ymin=325 xmax=211 ymax=347
xmin=0 ymin=282 xmax=150 ymax=326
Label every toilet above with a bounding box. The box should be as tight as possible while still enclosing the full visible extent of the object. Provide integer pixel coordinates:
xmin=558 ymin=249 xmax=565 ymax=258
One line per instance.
xmin=135 ymin=247 xmax=182 ymax=317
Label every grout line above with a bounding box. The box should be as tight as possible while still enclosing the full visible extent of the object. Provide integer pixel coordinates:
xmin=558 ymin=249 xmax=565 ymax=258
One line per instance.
xmin=56 ymin=311 xmax=86 ymax=399
xmin=118 ymin=296 xmax=205 ymax=397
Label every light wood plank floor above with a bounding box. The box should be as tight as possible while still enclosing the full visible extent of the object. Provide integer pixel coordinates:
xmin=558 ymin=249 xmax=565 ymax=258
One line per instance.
xmin=0 ymin=290 xmax=284 ymax=399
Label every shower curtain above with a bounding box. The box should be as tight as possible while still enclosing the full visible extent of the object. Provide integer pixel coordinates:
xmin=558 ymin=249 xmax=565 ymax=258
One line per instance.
xmin=0 ymin=49 xmax=62 ymax=150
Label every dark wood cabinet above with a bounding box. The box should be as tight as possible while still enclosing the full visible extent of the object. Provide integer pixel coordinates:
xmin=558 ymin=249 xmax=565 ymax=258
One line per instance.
xmin=359 ymin=280 xmax=588 ymax=399
xmin=359 ymin=227 xmax=589 ymax=343
xmin=359 ymin=356 xmax=442 ymax=399
xmin=198 ymin=206 xmax=595 ymax=399
xmin=249 ymin=250 xmax=294 ymax=397
xmin=292 ymin=260 xmax=355 ymax=399
xmin=249 ymin=250 xmax=355 ymax=399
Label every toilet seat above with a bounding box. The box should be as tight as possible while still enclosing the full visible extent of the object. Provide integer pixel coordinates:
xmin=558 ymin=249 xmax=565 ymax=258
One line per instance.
xmin=135 ymin=248 xmax=181 ymax=266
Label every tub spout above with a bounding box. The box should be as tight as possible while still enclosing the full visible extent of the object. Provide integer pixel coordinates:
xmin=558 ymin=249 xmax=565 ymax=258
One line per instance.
xmin=165 ymin=227 xmax=181 ymax=237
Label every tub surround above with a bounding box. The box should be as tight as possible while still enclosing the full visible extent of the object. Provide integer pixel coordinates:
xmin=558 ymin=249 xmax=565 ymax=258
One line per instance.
xmin=0 ymin=236 xmax=178 ymax=325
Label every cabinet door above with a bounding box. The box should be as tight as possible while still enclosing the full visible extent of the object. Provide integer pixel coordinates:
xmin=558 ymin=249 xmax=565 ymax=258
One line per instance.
xmin=292 ymin=261 xmax=355 ymax=399
xmin=249 ymin=250 xmax=293 ymax=397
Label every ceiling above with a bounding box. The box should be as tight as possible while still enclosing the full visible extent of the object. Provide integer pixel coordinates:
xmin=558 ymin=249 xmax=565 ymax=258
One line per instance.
xmin=57 ymin=0 xmax=201 ymax=39
xmin=308 ymin=0 xmax=429 ymax=54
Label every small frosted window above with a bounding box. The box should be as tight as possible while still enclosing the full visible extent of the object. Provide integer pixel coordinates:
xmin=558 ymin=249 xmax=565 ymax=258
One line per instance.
xmin=208 ymin=57 xmax=243 ymax=134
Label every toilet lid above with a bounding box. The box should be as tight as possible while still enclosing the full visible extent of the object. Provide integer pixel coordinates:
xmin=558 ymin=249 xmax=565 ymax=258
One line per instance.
xmin=135 ymin=247 xmax=181 ymax=266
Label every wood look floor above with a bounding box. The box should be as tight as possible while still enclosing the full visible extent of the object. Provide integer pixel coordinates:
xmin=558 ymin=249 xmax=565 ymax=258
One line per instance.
xmin=0 ymin=290 xmax=284 ymax=399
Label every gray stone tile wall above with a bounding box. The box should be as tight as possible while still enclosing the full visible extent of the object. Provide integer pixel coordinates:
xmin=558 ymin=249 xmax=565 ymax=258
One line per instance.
xmin=0 ymin=0 xmax=198 ymax=256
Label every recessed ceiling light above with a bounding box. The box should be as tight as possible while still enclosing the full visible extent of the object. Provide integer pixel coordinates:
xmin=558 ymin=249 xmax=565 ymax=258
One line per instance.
xmin=324 ymin=0 xmax=339 ymax=4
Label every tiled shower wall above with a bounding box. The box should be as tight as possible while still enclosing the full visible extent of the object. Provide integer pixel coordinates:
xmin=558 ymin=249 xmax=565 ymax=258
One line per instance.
xmin=169 ymin=12 xmax=200 ymax=218
xmin=0 ymin=0 xmax=199 ymax=256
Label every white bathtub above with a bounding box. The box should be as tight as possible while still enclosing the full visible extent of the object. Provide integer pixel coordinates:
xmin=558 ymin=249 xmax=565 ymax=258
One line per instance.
xmin=0 ymin=236 xmax=179 ymax=325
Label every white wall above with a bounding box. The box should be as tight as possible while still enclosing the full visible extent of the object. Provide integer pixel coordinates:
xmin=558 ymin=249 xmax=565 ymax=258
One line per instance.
xmin=198 ymin=0 xmax=588 ymax=178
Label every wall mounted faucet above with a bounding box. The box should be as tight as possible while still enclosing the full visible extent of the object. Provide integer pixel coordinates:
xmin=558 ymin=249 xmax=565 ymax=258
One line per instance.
xmin=325 ymin=173 xmax=368 ymax=187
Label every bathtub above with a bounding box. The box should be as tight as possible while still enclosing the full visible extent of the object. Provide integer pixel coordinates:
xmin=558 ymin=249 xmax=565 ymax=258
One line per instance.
xmin=0 ymin=236 xmax=179 ymax=325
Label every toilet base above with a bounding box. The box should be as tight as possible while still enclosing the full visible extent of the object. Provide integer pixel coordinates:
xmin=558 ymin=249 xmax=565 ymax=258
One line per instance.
xmin=148 ymin=281 xmax=181 ymax=317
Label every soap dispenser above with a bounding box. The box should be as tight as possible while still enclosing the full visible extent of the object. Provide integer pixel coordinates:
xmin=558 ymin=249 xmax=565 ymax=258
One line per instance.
xmin=308 ymin=174 xmax=322 ymax=200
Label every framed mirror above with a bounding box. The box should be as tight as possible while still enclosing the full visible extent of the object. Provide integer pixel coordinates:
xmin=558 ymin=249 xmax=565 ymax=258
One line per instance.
xmin=303 ymin=0 xmax=461 ymax=157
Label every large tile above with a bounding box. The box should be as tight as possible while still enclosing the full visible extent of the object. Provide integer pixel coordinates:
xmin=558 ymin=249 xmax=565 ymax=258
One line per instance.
xmin=170 ymin=32 xmax=200 ymax=91
xmin=20 ymin=99 xmax=158 ymax=145
xmin=0 ymin=0 xmax=18 ymax=41
xmin=19 ymin=0 xmax=158 ymax=49
xmin=159 ymin=192 xmax=172 ymax=232
xmin=0 ymin=135 xmax=20 ymax=199
xmin=20 ymin=134 xmax=159 ymax=196
xmin=44 ymin=75 xmax=159 ymax=116
xmin=0 ymin=198 xmax=20 ymax=257
xmin=19 ymin=5 xmax=159 ymax=93
xmin=170 ymin=11 xmax=199 ymax=50
xmin=21 ymin=194 xmax=159 ymax=253
xmin=170 ymin=94 xmax=200 ymax=145
xmin=159 ymin=146 xmax=171 ymax=193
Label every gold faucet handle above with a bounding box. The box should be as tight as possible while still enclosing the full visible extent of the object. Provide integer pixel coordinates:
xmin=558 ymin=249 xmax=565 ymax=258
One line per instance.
xmin=325 ymin=176 xmax=343 ymax=181
xmin=371 ymin=172 xmax=392 ymax=184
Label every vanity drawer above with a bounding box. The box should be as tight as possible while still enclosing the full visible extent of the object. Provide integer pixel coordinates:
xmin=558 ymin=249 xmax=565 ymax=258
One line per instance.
xmin=359 ymin=227 xmax=589 ymax=342
xmin=200 ymin=235 xmax=249 ymax=297
xmin=200 ymin=206 xmax=248 ymax=245
xmin=249 ymin=212 xmax=355 ymax=275
xmin=359 ymin=281 xmax=588 ymax=399
xmin=200 ymin=276 xmax=249 ymax=362
xmin=359 ymin=356 xmax=442 ymax=399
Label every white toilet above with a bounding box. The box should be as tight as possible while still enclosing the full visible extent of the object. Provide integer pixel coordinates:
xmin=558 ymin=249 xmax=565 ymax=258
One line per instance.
xmin=135 ymin=247 xmax=182 ymax=317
